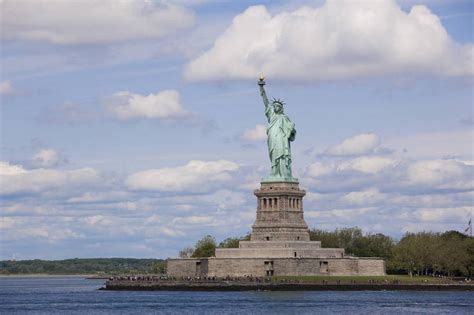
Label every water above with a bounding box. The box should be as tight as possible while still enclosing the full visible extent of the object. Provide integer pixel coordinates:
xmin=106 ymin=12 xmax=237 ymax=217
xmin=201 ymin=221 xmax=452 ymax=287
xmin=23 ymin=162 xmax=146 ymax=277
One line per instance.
xmin=0 ymin=276 xmax=473 ymax=314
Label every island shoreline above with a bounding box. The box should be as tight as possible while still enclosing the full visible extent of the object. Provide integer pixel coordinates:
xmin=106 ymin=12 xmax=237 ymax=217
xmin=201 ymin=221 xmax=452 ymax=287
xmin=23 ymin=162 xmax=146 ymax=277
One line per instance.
xmin=103 ymin=281 xmax=474 ymax=291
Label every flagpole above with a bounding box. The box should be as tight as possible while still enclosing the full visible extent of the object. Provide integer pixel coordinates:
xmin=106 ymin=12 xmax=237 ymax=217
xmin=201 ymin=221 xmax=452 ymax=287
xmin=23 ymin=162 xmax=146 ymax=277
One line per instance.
xmin=464 ymin=216 xmax=472 ymax=236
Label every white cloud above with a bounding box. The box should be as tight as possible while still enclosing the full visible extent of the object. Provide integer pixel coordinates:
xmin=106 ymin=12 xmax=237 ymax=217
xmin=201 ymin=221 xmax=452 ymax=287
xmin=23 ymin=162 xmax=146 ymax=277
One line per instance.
xmin=406 ymin=159 xmax=473 ymax=189
xmin=389 ymin=192 xmax=471 ymax=208
xmin=0 ymin=161 xmax=99 ymax=196
xmin=241 ymin=124 xmax=267 ymax=141
xmin=0 ymin=202 xmax=64 ymax=216
xmin=0 ymin=162 xmax=26 ymax=176
xmin=2 ymin=224 xmax=83 ymax=242
xmin=1 ymin=0 xmax=195 ymax=45
xmin=126 ymin=160 xmax=239 ymax=192
xmin=67 ymin=191 xmax=130 ymax=203
xmin=172 ymin=215 xmax=214 ymax=225
xmin=302 ymin=131 xmax=473 ymax=198
xmin=304 ymin=156 xmax=471 ymax=194
xmin=0 ymin=217 xmax=15 ymax=229
xmin=307 ymin=207 xmax=375 ymax=220
xmin=32 ymin=149 xmax=60 ymax=168
xmin=342 ymin=188 xmax=384 ymax=205
xmin=307 ymin=161 xmax=335 ymax=177
xmin=386 ymin=129 xmax=474 ymax=159
xmin=169 ymin=0 xmax=221 ymax=6
xmin=159 ymin=226 xmax=185 ymax=237
xmin=0 ymin=80 xmax=14 ymax=95
xmin=169 ymin=212 xmax=243 ymax=232
xmin=338 ymin=156 xmax=399 ymax=174
xmin=415 ymin=206 xmax=472 ymax=222
xmin=84 ymin=215 xmax=108 ymax=226
xmin=305 ymin=191 xmax=326 ymax=202
xmin=326 ymin=133 xmax=381 ymax=156
xmin=145 ymin=215 xmax=161 ymax=224
xmin=106 ymin=90 xmax=189 ymax=120
xmin=185 ymin=1 xmax=473 ymax=81
xmin=176 ymin=204 xmax=194 ymax=211
xmin=198 ymin=189 xmax=247 ymax=210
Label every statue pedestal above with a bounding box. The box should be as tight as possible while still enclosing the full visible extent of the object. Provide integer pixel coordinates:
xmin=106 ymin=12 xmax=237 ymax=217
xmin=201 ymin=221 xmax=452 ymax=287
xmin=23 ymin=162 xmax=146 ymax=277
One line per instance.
xmin=215 ymin=181 xmax=345 ymax=260
xmin=251 ymin=181 xmax=309 ymax=242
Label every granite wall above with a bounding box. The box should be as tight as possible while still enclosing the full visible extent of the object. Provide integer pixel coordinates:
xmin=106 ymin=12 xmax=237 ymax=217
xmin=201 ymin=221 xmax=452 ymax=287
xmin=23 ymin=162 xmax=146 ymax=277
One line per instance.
xmin=167 ymin=257 xmax=385 ymax=277
xmin=357 ymin=258 xmax=386 ymax=276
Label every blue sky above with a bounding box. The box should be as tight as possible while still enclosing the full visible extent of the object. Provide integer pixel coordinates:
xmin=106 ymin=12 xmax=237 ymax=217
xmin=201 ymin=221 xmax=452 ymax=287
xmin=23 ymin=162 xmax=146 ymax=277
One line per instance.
xmin=0 ymin=0 xmax=473 ymax=260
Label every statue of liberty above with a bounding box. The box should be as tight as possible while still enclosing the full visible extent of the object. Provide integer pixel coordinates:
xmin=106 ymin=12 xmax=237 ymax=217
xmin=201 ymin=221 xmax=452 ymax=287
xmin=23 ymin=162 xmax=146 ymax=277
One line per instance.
xmin=258 ymin=77 xmax=297 ymax=182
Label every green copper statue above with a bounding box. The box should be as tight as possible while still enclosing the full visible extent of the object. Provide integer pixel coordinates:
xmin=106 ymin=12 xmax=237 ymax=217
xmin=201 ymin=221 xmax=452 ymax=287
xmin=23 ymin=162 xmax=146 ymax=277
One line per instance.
xmin=258 ymin=77 xmax=297 ymax=182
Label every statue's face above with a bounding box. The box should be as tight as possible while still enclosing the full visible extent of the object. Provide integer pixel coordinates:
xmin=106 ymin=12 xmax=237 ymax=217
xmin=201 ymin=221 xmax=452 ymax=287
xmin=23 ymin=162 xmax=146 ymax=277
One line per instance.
xmin=273 ymin=102 xmax=283 ymax=114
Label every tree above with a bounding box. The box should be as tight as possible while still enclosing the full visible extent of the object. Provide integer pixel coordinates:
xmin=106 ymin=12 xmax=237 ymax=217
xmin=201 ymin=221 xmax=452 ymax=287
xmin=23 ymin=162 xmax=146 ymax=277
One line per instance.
xmin=336 ymin=227 xmax=363 ymax=255
xmin=353 ymin=233 xmax=395 ymax=259
xmin=179 ymin=247 xmax=194 ymax=258
xmin=417 ymin=232 xmax=440 ymax=275
xmin=392 ymin=233 xmax=420 ymax=276
xmin=218 ymin=233 xmax=251 ymax=248
xmin=309 ymin=227 xmax=364 ymax=255
xmin=151 ymin=261 xmax=167 ymax=274
xmin=309 ymin=229 xmax=339 ymax=247
xmin=392 ymin=232 xmax=442 ymax=276
xmin=0 ymin=258 xmax=165 ymax=275
xmin=438 ymin=231 xmax=471 ymax=276
xmin=464 ymin=237 xmax=474 ymax=276
xmin=192 ymin=235 xmax=216 ymax=258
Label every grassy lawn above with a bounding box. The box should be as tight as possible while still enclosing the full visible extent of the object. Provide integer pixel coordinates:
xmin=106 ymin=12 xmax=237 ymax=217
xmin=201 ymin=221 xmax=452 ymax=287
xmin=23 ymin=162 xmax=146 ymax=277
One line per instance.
xmin=272 ymin=275 xmax=458 ymax=284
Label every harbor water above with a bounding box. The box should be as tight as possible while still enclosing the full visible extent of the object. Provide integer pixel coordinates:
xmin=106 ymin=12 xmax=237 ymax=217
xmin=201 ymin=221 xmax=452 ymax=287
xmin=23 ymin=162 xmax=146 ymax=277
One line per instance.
xmin=0 ymin=276 xmax=473 ymax=314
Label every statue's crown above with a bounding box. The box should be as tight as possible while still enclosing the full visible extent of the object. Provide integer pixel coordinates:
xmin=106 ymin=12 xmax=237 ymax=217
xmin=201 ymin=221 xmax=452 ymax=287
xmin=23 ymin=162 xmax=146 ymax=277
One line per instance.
xmin=272 ymin=98 xmax=285 ymax=106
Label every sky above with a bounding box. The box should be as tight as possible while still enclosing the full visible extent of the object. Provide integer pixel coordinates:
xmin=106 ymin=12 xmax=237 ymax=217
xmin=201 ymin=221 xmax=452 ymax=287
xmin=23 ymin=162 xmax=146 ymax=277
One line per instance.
xmin=0 ymin=0 xmax=473 ymax=260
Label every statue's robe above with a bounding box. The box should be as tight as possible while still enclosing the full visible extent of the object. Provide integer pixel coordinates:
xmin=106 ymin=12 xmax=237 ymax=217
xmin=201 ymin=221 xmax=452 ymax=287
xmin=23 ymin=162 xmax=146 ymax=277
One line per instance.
xmin=265 ymin=104 xmax=296 ymax=178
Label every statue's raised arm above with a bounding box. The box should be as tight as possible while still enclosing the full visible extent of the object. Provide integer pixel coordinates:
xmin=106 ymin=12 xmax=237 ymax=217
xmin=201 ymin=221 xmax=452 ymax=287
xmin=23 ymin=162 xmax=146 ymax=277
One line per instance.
xmin=258 ymin=77 xmax=273 ymax=123
xmin=258 ymin=77 xmax=269 ymax=108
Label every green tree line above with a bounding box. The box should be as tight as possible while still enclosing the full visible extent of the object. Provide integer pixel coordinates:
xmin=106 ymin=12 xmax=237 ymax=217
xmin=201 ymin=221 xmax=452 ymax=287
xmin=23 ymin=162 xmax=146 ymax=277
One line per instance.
xmin=0 ymin=258 xmax=166 ymax=275
xmin=181 ymin=228 xmax=474 ymax=277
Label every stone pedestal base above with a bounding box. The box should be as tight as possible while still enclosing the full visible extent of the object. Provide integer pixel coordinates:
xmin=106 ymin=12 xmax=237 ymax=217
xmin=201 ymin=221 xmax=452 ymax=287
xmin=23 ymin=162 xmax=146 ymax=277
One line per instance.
xmin=251 ymin=181 xmax=310 ymax=242
xmin=167 ymin=257 xmax=386 ymax=277
xmin=215 ymin=240 xmax=343 ymax=260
